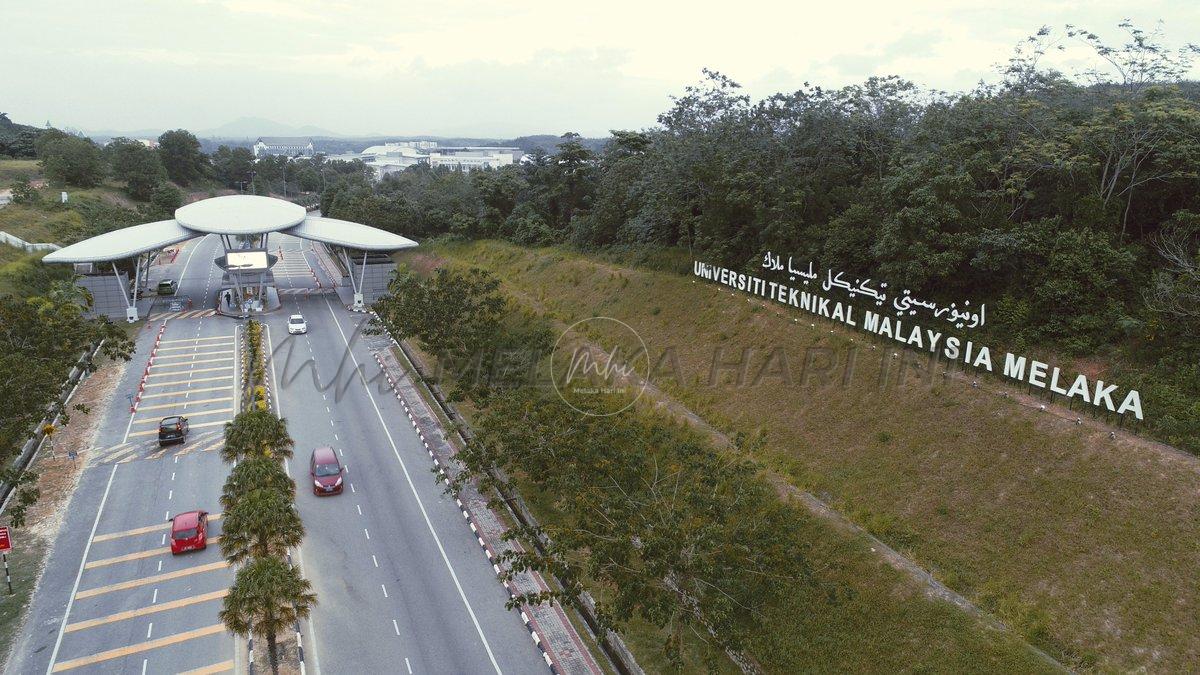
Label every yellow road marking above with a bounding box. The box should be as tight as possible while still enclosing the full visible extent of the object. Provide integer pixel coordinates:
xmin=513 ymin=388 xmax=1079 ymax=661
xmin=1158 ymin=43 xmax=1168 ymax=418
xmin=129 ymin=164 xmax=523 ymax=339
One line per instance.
xmin=159 ymin=335 xmax=233 ymax=344
xmin=156 ymin=342 xmax=234 ymax=352
xmin=143 ymin=375 xmax=230 ymax=387
xmin=179 ymin=660 xmax=235 ymax=675
xmin=136 ymin=396 xmax=232 ymax=412
xmin=147 ymin=365 xmax=232 ymax=378
xmin=153 ymin=350 xmax=235 ymax=362
xmin=151 ymin=357 xmax=233 ymax=370
xmin=92 ymin=514 xmax=223 ymax=543
xmin=65 ymin=589 xmax=229 ymax=632
xmin=127 ymin=419 xmax=230 ymax=438
xmin=51 ymin=623 xmax=227 ymax=671
xmin=84 ymin=537 xmax=221 ymax=569
xmin=179 ymin=660 xmax=236 ymax=675
xmin=138 ymin=386 xmax=231 ymax=400
xmin=133 ymin=408 xmax=233 ymax=424
xmin=74 ymin=561 xmax=229 ymax=599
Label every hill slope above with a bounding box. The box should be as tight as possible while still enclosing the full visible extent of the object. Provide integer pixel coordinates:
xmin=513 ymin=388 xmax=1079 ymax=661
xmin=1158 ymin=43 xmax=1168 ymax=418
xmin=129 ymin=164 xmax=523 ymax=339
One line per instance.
xmin=414 ymin=240 xmax=1200 ymax=672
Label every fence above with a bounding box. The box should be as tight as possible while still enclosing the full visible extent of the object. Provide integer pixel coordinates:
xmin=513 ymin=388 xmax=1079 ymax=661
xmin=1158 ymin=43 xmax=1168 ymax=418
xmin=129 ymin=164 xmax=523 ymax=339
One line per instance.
xmin=0 ymin=230 xmax=60 ymax=253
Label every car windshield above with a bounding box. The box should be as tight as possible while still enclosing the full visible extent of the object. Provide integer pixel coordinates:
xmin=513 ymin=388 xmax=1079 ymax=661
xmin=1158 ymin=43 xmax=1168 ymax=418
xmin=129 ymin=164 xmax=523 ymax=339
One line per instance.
xmin=160 ymin=420 xmax=180 ymax=430
xmin=315 ymin=463 xmax=340 ymax=477
xmin=172 ymin=527 xmax=197 ymax=539
xmin=290 ymin=317 xmax=304 ymax=324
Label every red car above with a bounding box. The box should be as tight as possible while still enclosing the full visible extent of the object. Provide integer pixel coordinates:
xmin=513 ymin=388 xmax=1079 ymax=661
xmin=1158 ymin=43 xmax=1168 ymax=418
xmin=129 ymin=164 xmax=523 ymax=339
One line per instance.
xmin=310 ymin=447 xmax=344 ymax=495
xmin=170 ymin=510 xmax=208 ymax=555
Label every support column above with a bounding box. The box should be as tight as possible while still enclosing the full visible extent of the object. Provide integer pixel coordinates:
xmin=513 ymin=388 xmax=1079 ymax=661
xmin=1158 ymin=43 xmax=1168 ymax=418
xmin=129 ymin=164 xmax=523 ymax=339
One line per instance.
xmin=113 ymin=261 xmax=139 ymax=322
xmin=340 ymin=248 xmax=366 ymax=310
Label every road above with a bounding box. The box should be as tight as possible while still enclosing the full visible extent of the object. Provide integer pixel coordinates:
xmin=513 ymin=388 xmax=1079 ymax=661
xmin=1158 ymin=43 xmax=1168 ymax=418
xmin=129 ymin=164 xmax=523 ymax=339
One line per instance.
xmin=6 ymin=232 xmax=550 ymax=674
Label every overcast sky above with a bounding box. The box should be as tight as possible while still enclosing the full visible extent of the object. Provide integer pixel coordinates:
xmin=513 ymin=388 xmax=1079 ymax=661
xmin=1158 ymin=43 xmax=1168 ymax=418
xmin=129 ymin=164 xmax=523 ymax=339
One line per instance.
xmin=4 ymin=1 xmax=1197 ymax=138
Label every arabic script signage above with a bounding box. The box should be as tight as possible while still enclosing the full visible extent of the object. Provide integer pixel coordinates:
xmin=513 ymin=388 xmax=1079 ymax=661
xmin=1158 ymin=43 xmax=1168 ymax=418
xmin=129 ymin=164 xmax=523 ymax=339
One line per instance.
xmin=694 ymin=259 xmax=1144 ymax=420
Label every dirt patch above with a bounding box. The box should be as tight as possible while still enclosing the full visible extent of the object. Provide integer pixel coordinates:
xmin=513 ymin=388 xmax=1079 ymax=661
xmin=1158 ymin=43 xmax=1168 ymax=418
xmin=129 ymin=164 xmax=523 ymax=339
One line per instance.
xmin=251 ymin=630 xmax=300 ymax=675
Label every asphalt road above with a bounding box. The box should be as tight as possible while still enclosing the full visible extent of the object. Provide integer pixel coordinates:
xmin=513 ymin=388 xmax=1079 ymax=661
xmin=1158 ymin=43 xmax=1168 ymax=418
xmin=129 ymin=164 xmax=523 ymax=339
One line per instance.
xmin=6 ymin=232 xmax=549 ymax=674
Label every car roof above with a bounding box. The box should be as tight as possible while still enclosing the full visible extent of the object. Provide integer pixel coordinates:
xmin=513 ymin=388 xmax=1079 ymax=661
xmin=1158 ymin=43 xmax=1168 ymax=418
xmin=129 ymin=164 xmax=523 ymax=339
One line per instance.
xmin=289 ymin=314 xmax=304 ymax=320
xmin=311 ymin=446 xmax=338 ymax=463
xmin=161 ymin=416 xmax=182 ymax=424
xmin=172 ymin=510 xmax=202 ymax=528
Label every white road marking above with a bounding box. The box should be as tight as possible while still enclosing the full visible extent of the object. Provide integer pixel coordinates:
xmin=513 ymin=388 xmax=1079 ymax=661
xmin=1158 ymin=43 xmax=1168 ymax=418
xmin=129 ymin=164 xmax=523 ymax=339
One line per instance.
xmin=406 ymin=657 xmax=413 ymax=673
xmin=349 ymin=484 xmax=355 ymax=493
xmin=321 ymin=296 xmax=503 ymax=674
xmin=146 ymin=622 xmax=153 ymax=639
xmin=381 ymin=584 xmax=388 ymax=598
xmin=356 ymin=505 xmax=362 ymax=516
xmin=372 ymin=555 xmax=378 ymax=568
xmin=393 ymin=620 xmax=400 ymax=636
xmin=45 ymin=464 xmax=118 ymax=675
xmin=170 ymin=472 xmax=175 ymax=481
xmin=364 ymin=529 xmax=370 ymax=540
xmin=157 ymin=560 xmax=162 ymax=572
xmin=152 ymin=588 xmax=158 ymax=604
xmin=167 ymin=490 xmax=173 ymax=501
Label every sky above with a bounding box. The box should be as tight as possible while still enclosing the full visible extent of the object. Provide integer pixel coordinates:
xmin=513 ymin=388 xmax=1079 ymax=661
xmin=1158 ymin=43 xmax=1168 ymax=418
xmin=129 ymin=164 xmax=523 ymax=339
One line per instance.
xmin=3 ymin=1 xmax=1198 ymax=138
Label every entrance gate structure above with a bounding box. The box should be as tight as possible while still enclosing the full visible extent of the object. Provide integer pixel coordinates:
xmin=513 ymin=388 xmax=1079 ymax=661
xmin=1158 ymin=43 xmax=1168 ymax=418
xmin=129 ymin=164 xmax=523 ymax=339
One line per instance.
xmin=43 ymin=195 xmax=417 ymax=320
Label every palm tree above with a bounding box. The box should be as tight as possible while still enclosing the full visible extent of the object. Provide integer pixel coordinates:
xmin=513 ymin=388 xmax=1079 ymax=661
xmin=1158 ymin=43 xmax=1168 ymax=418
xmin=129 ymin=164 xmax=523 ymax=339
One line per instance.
xmin=222 ymin=409 xmax=294 ymax=463
xmin=219 ymin=488 xmax=304 ymax=564
xmin=220 ymin=457 xmax=295 ymax=511
xmin=220 ymin=556 xmax=316 ymax=675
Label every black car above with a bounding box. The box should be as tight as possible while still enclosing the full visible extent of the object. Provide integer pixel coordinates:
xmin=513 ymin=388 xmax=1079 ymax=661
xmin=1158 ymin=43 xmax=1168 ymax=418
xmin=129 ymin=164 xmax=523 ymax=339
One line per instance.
xmin=158 ymin=416 xmax=189 ymax=445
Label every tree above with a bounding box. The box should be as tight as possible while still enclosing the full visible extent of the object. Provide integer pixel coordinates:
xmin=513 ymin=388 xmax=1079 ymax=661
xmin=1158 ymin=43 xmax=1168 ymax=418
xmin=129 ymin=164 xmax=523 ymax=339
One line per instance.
xmin=220 ymin=556 xmax=316 ymax=675
xmin=157 ymin=129 xmax=206 ymax=185
xmin=220 ymin=456 xmax=295 ymax=510
xmin=211 ymin=145 xmax=256 ymax=190
xmin=222 ymin=409 xmax=294 ymax=462
xmin=219 ymin=488 xmax=304 ymax=563
xmin=150 ymin=183 xmax=184 ymax=213
xmin=37 ymin=132 xmax=103 ymax=187
xmin=105 ymin=138 xmax=167 ymax=201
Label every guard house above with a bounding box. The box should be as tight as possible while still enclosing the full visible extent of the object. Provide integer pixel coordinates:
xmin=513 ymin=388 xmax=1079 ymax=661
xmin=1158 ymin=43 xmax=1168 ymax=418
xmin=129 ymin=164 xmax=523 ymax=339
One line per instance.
xmin=42 ymin=195 xmax=417 ymax=320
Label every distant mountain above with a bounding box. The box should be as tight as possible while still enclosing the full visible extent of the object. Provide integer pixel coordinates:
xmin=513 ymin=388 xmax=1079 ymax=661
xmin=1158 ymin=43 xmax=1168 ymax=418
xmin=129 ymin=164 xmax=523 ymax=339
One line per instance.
xmin=198 ymin=117 xmax=340 ymax=139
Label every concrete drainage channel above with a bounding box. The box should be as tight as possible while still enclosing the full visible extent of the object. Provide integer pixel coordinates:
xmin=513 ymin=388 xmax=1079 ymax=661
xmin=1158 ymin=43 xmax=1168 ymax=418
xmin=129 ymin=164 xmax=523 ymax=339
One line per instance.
xmin=368 ymin=310 xmax=643 ymax=675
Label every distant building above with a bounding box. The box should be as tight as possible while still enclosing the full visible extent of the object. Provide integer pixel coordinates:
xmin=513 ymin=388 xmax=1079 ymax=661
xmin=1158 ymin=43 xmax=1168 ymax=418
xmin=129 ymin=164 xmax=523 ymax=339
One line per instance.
xmin=253 ymin=137 xmax=315 ymax=158
xmin=346 ymin=142 xmax=520 ymax=179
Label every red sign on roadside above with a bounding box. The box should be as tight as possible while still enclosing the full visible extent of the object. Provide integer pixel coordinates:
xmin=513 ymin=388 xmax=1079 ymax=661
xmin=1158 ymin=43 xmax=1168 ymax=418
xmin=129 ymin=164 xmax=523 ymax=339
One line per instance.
xmin=0 ymin=526 xmax=11 ymax=553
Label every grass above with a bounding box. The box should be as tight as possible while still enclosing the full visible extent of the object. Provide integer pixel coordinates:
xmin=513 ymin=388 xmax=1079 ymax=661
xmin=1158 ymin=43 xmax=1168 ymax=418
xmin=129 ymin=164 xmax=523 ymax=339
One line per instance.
xmin=408 ymin=239 xmax=1200 ymax=673
xmin=393 ymin=253 xmax=1058 ymax=674
xmin=0 ymin=159 xmax=41 ymax=185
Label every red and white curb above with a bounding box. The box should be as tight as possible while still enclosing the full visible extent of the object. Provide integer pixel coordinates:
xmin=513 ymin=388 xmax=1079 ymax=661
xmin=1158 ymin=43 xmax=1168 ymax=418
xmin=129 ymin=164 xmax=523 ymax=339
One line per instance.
xmin=132 ymin=322 xmax=167 ymax=412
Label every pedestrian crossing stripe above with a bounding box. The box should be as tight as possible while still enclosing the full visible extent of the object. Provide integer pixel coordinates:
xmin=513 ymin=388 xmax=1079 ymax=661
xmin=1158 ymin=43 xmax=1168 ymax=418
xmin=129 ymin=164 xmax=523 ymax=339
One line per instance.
xmin=89 ymin=430 xmax=225 ymax=464
xmin=278 ymin=287 xmax=335 ymax=295
xmin=147 ymin=309 xmax=217 ymax=321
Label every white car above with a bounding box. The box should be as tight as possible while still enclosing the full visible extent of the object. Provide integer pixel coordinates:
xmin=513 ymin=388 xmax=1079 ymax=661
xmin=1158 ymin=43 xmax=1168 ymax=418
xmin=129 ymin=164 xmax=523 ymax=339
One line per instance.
xmin=287 ymin=314 xmax=307 ymax=335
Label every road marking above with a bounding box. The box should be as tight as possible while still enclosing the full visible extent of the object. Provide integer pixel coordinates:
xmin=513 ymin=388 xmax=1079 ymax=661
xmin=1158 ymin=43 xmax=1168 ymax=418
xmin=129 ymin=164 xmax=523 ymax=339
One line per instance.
xmin=349 ymin=483 xmax=355 ymax=493
xmin=393 ymin=620 xmax=400 ymax=636
xmin=381 ymin=584 xmax=388 ymax=598
xmin=406 ymin=657 xmax=413 ymax=673
xmin=51 ymin=623 xmax=226 ymax=672
xmin=356 ymin=504 xmax=362 ymax=515
xmin=85 ymin=538 xmax=219 ymax=569
xmin=139 ymin=386 xmax=230 ymax=399
xmin=153 ymin=350 xmax=235 ymax=362
xmin=179 ymin=660 xmax=235 ymax=675
xmin=147 ymin=365 xmax=232 ymax=378
xmin=133 ymin=408 xmax=234 ymax=423
xmin=155 ymin=342 xmax=235 ymax=353
xmin=364 ymin=529 xmax=370 ymax=540
xmin=372 ymin=555 xmax=378 ymax=568
xmin=75 ymin=561 xmax=229 ymax=599
xmin=66 ymin=590 xmax=229 ymax=633
xmin=144 ymin=375 xmax=230 ymax=387
xmin=146 ymin=622 xmax=153 ymax=639
xmin=136 ymin=395 xmax=231 ymax=412
xmin=150 ymin=356 xmax=233 ymax=371
xmin=160 ymin=335 xmax=230 ymax=344
xmin=129 ymin=419 xmax=230 ymax=438
xmin=322 ymin=297 xmax=503 ymax=674
xmin=45 ymin=465 xmax=118 ymax=675
xmin=93 ymin=514 xmax=223 ymax=542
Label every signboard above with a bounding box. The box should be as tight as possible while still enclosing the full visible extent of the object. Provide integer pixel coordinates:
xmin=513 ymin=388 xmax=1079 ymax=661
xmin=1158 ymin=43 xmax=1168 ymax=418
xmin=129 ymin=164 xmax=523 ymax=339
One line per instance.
xmin=167 ymin=298 xmax=186 ymax=312
xmin=0 ymin=526 xmax=11 ymax=553
xmin=226 ymin=250 xmax=269 ymax=272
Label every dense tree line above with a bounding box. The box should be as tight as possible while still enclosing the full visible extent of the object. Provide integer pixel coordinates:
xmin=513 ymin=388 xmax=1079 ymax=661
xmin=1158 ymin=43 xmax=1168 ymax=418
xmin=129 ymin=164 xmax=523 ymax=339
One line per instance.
xmin=332 ymin=23 xmax=1200 ymax=451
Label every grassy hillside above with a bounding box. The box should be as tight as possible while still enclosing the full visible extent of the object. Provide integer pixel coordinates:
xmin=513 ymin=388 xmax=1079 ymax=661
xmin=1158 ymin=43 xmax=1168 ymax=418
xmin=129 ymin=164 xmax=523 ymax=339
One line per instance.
xmin=0 ymin=159 xmax=41 ymax=184
xmin=408 ymin=240 xmax=1200 ymax=672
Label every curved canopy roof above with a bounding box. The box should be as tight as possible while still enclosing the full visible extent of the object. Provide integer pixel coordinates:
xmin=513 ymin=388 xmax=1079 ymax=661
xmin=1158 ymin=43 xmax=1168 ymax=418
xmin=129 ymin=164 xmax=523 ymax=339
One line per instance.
xmin=285 ymin=216 xmax=417 ymax=251
xmin=40 ymin=196 xmax=418 ymax=264
xmin=43 ymin=220 xmax=196 ymax=264
xmin=176 ymin=195 xmax=306 ymax=235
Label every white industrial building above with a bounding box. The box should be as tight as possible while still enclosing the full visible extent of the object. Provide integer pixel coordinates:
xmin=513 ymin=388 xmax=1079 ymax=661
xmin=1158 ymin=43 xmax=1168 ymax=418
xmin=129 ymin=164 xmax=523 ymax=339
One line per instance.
xmin=253 ymin=137 xmax=316 ymax=158
xmin=334 ymin=142 xmax=520 ymax=179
